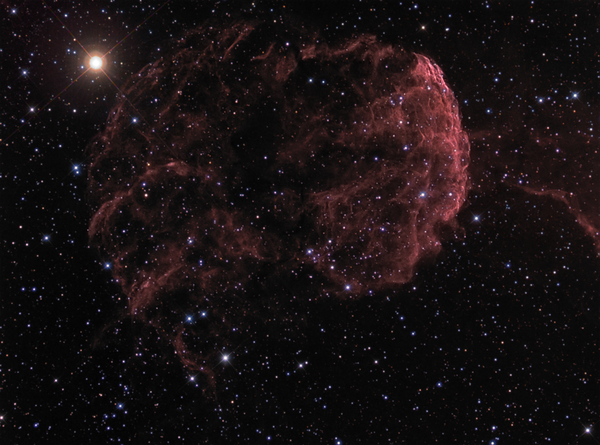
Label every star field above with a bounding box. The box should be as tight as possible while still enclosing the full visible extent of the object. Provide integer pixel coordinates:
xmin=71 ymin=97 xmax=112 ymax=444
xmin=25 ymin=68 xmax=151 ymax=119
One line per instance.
xmin=1 ymin=1 xmax=598 ymax=444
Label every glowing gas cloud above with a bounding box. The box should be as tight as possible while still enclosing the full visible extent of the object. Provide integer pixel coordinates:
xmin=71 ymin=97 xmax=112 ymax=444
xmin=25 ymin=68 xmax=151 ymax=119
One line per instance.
xmin=88 ymin=20 xmax=470 ymax=384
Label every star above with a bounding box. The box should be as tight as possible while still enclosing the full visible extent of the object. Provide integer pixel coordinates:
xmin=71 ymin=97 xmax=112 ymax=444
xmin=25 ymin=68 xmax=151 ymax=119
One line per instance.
xmin=90 ymin=56 xmax=103 ymax=70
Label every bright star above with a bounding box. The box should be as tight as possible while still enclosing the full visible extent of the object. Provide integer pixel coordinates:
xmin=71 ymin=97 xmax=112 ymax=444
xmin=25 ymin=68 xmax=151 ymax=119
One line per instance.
xmin=90 ymin=56 xmax=103 ymax=70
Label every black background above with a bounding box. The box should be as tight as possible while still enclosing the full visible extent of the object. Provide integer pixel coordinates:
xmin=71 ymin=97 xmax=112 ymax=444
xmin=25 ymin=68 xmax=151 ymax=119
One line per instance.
xmin=2 ymin=1 xmax=598 ymax=443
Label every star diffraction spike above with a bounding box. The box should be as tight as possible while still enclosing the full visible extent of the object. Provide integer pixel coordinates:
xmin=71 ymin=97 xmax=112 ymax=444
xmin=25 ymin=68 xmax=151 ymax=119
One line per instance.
xmin=1 ymin=0 xmax=173 ymax=145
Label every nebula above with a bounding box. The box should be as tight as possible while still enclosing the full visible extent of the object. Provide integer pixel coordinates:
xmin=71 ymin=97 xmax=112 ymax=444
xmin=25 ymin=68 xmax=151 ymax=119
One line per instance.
xmin=470 ymin=121 xmax=600 ymax=252
xmin=87 ymin=20 xmax=470 ymax=383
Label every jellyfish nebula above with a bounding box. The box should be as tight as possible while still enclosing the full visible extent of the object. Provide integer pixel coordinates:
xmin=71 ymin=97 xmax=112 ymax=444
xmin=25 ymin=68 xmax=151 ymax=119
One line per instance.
xmin=87 ymin=20 xmax=470 ymax=384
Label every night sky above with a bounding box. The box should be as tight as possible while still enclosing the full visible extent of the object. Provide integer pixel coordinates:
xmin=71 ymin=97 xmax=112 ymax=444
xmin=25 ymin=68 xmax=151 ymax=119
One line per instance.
xmin=2 ymin=1 xmax=598 ymax=444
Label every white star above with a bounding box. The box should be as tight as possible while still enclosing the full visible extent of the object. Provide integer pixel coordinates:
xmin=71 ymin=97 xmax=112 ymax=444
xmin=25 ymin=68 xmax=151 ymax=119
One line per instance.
xmin=90 ymin=56 xmax=103 ymax=70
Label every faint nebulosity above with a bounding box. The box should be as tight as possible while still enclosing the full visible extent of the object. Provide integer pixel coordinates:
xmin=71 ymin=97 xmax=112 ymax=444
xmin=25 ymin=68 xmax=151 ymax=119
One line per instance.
xmin=3 ymin=2 xmax=598 ymax=443
xmin=88 ymin=20 xmax=470 ymax=383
